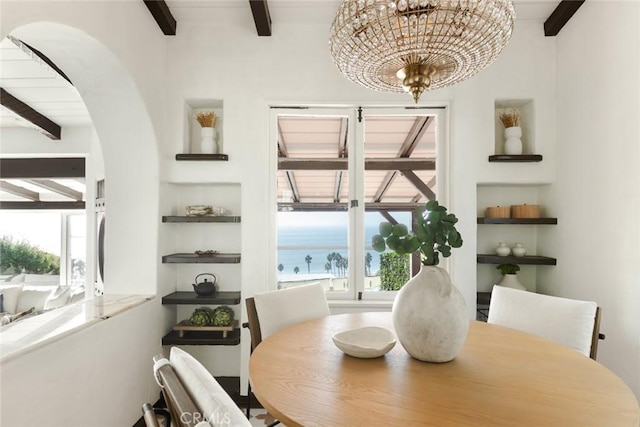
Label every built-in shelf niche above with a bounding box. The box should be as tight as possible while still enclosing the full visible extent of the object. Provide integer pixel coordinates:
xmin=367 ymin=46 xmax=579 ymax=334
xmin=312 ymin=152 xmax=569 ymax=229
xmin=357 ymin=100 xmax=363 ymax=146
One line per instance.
xmin=184 ymin=98 xmax=224 ymax=155
xmin=476 ymin=184 xmax=554 ymax=293
xmin=494 ymin=98 xmax=535 ymax=157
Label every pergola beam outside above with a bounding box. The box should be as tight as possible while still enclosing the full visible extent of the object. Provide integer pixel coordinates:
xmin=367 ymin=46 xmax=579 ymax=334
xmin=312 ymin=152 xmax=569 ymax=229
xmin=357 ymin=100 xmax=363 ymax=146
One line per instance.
xmin=25 ymin=179 xmax=83 ymax=201
xmin=0 ymin=181 xmax=40 ymax=201
xmin=278 ymin=158 xmax=435 ymax=171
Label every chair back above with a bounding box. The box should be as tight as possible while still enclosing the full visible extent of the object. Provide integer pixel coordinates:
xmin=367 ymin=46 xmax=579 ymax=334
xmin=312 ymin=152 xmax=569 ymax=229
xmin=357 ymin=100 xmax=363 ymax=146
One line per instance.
xmin=247 ymin=283 xmax=330 ymax=349
xmin=487 ymin=285 xmax=600 ymax=359
xmin=147 ymin=348 xmax=251 ymax=427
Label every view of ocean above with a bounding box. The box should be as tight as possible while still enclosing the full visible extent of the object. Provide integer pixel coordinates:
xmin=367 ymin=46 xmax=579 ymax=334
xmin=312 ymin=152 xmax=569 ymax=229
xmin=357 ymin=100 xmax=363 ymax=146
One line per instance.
xmin=277 ymin=224 xmax=382 ymax=275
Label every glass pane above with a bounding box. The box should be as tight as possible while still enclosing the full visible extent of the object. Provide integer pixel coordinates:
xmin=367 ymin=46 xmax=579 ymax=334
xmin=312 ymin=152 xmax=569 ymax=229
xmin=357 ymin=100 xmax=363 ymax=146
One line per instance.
xmin=363 ymin=113 xmax=437 ymax=291
xmin=277 ymin=211 xmax=349 ymax=292
xmin=365 ymin=210 xmax=412 ymax=291
xmin=67 ymin=214 xmax=86 ymax=288
xmin=0 ymin=211 xmax=61 ymax=286
xmin=276 ymin=114 xmax=351 ymax=292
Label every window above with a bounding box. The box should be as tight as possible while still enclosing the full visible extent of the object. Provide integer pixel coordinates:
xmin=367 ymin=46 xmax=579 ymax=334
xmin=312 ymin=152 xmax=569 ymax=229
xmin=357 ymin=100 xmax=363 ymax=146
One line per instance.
xmin=0 ymin=210 xmax=86 ymax=289
xmin=273 ymin=107 xmax=446 ymax=300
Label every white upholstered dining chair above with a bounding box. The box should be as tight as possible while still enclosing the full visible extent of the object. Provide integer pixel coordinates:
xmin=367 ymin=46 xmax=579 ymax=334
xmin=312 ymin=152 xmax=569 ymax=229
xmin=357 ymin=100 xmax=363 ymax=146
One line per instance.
xmin=243 ymin=283 xmax=330 ymax=421
xmin=487 ymin=285 xmax=603 ymax=359
xmin=144 ymin=347 xmax=251 ymax=427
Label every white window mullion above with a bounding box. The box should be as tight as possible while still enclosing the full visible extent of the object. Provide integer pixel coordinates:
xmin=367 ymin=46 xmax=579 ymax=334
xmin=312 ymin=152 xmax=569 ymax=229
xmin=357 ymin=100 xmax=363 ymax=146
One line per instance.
xmin=349 ymin=110 xmax=366 ymax=299
xmin=61 ymin=212 xmax=70 ymax=287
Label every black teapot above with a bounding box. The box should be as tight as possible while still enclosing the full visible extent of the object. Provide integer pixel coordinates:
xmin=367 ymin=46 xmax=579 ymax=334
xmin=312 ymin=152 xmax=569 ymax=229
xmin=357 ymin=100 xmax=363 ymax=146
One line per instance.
xmin=192 ymin=273 xmax=217 ymax=296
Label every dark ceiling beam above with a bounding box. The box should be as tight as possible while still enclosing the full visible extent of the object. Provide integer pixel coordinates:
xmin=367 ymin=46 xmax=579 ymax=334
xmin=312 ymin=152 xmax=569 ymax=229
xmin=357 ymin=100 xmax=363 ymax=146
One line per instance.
xmin=279 ymin=158 xmax=436 ymax=171
xmin=0 ymin=158 xmax=85 ymax=179
xmin=25 ymin=179 xmax=83 ymax=201
xmin=0 ymin=88 xmax=61 ymax=140
xmin=544 ymin=0 xmax=585 ymax=36
xmin=8 ymin=36 xmax=72 ymax=85
xmin=249 ymin=0 xmax=272 ymax=36
xmin=0 ymin=181 xmax=40 ymax=201
xmin=143 ymin=0 xmax=177 ymax=36
xmin=0 ymin=201 xmax=85 ymax=210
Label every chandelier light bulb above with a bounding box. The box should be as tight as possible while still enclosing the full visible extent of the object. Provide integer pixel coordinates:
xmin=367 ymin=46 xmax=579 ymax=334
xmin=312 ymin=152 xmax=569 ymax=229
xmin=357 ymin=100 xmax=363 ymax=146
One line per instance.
xmin=329 ymin=0 xmax=516 ymax=103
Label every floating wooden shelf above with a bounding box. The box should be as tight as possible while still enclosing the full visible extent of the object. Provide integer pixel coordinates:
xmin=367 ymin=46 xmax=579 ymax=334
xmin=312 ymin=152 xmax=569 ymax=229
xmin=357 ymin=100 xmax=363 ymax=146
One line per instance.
xmin=162 ymin=215 xmax=241 ymax=223
xmin=477 ymin=254 xmax=557 ymax=265
xmin=477 ymin=217 xmax=557 ymax=225
xmin=162 ymin=253 xmax=241 ymax=264
xmin=488 ymin=154 xmax=543 ymax=162
xmin=162 ymin=291 xmax=241 ymax=305
xmin=175 ymin=154 xmax=229 ymax=161
xmin=162 ymin=328 xmax=240 ymax=346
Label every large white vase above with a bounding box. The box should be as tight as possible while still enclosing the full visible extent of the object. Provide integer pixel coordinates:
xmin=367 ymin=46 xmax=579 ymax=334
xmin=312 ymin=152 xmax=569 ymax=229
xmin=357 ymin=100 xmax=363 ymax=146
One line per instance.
xmin=392 ymin=265 xmax=469 ymax=362
xmin=498 ymin=273 xmax=526 ymax=290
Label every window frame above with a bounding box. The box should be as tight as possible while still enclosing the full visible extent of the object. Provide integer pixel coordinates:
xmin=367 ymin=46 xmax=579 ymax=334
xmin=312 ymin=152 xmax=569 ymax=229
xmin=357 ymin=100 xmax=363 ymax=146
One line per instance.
xmin=270 ymin=105 xmax=449 ymax=301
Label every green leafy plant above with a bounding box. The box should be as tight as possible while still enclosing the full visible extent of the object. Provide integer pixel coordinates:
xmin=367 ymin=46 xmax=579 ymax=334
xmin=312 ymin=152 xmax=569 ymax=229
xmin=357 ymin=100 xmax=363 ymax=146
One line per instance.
xmin=497 ymin=263 xmax=520 ymax=275
xmin=371 ymin=200 xmax=463 ymax=266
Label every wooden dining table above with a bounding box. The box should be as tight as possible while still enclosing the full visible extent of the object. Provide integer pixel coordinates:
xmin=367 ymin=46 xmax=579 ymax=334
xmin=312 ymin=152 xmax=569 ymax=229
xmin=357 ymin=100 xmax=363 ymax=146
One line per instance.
xmin=249 ymin=312 xmax=639 ymax=427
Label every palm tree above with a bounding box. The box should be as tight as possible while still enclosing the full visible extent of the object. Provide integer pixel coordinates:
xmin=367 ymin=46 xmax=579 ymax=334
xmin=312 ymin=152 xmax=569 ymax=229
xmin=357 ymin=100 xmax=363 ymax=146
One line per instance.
xmin=335 ymin=253 xmax=343 ymax=276
xmin=294 ymin=266 xmax=300 ymax=274
xmin=278 ymin=263 xmax=284 ymax=273
xmin=327 ymin=252 xmax=336 ymax=275
xmin=305 ymin=254 xmax=312 ymax=273
xmin=365 ymin=252 xmax=372 ymax=276
xmin=325 ymin=262 xmax=331 ymax=273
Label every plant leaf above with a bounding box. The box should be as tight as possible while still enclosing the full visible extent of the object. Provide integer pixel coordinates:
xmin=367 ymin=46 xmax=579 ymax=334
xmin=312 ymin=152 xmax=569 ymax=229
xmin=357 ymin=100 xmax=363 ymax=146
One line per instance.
xmin=392 ymin=223 xmax=409 ymax=237
xmin=379 ymin=222 xmax=393 ymax=238
xmin=372 ymin=235 xmax=386 ymax=252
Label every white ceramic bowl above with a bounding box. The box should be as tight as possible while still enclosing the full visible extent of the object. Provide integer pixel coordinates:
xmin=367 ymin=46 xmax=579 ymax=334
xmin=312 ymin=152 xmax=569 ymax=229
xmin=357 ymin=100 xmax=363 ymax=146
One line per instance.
xmin=332 ymin=326 xmax=396 ymax=358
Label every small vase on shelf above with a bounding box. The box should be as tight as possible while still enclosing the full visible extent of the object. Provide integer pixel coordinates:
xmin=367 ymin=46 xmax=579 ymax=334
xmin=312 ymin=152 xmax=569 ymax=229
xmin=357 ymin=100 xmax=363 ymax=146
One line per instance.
xmin=495 ymin=242 xmax=511 ymax=257
xmin=504 ymin=126 xmax=523 ymax=155
xmin=512 ymin=243 xmax=527 ymax=257
xmin=195 ymin=111 xmax=218 ymax=154
xmin=200 ymin=127 xmax=218 ymax=154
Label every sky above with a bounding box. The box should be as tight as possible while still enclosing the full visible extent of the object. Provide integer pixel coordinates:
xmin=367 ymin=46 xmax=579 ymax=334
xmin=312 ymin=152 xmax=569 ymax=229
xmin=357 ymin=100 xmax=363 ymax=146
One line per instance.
xmin=0 ymin=211 xmax=62 ymax=254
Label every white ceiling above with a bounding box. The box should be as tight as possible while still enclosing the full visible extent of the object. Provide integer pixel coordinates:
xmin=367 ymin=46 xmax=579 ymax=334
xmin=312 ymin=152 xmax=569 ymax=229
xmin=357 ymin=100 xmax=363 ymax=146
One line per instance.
xmin=0 ymin=0 xmax=559 ymax=132
xmin=0 ymin=36 xmax=91 ymax=130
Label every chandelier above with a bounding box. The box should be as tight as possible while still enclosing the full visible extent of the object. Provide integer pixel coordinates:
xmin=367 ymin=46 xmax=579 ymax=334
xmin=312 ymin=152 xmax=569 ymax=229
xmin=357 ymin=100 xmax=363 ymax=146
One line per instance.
xmin=329 ymin=0 xmax=516 ymax=103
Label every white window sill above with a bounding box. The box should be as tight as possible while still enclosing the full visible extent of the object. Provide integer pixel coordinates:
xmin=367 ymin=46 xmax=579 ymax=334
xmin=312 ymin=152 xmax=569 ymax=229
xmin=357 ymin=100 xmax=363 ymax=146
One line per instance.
xmin=328 ymin=299 xmax=393 ymax=310
xmin=0 ymin=294 xmax=153 ymax=363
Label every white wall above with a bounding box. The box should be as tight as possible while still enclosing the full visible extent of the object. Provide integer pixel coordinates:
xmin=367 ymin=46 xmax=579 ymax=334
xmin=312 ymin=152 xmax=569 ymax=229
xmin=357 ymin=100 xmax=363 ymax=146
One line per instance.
xmin=0 ymin=299 xmax=161 ymax=427
xmin=539 ymin=1 xmax=640 ymax=399
xmin=1 ymin=1 xmax=166 ymax=425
